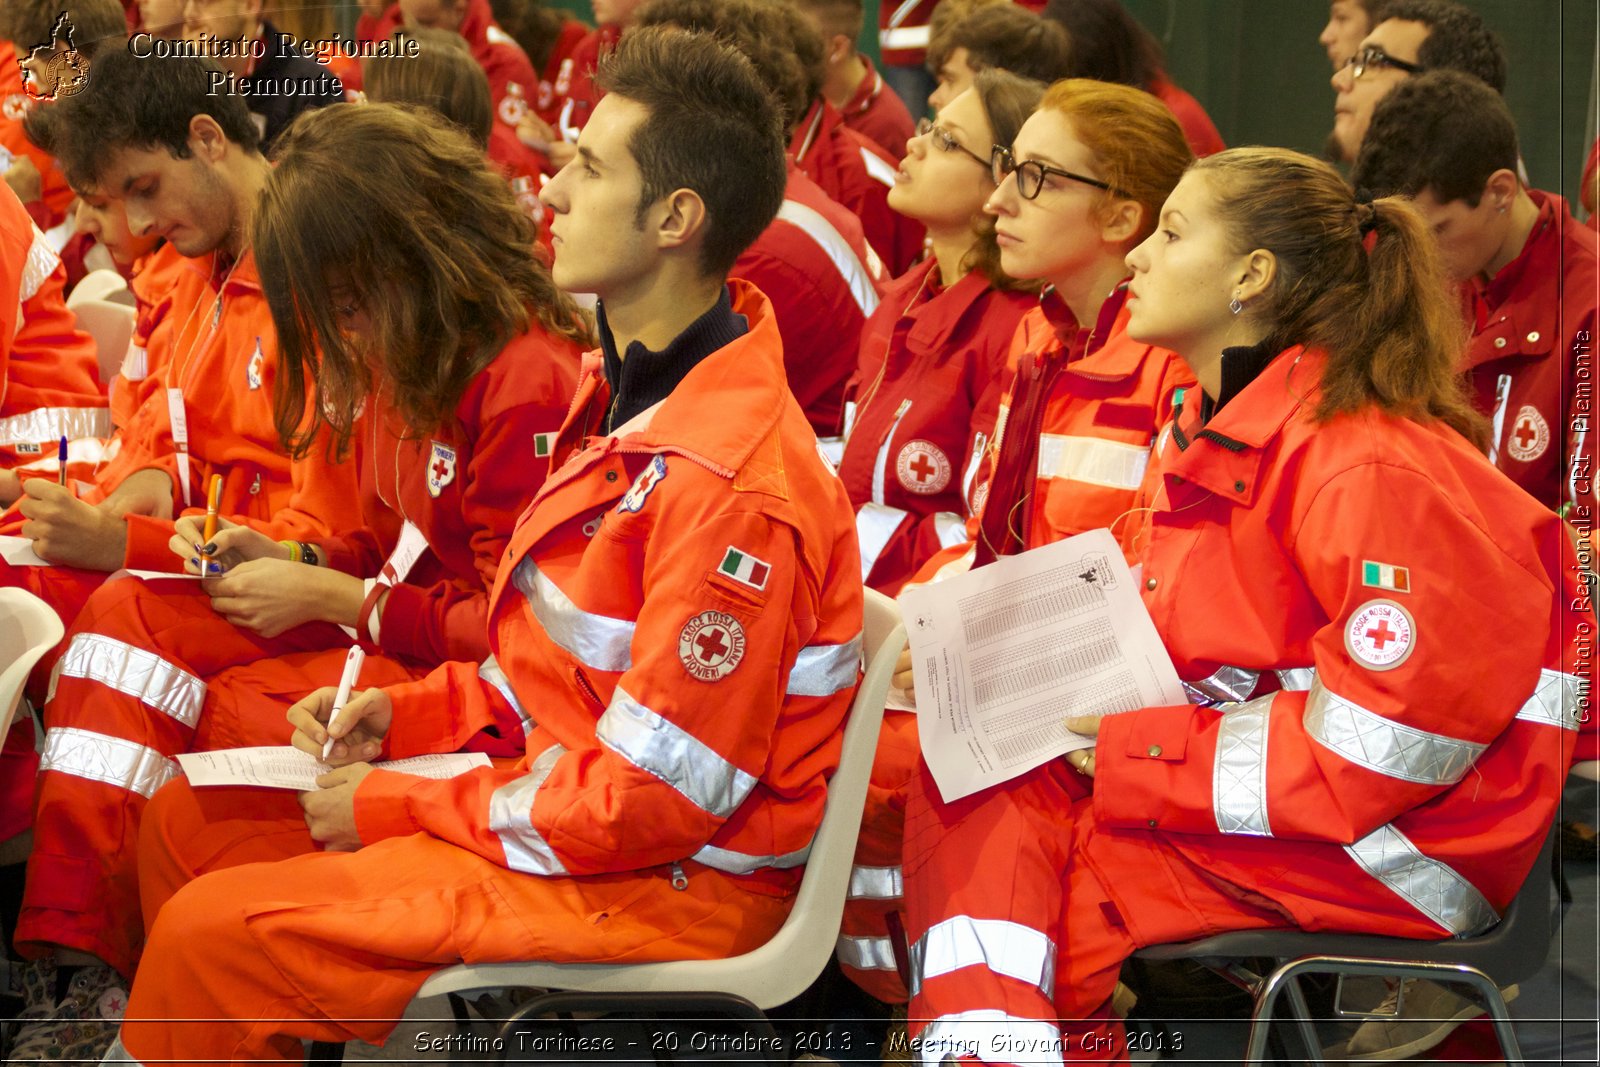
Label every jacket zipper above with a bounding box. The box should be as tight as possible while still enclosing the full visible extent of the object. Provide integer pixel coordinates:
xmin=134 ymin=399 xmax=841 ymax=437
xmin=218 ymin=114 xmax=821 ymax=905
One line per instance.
xmin=572 ymin=667 xmax=604 ymax=711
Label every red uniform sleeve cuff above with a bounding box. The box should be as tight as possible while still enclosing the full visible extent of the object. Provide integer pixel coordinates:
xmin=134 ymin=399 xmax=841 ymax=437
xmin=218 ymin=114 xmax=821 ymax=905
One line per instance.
xmin=376 ymin=581 xmax=426 ymax=657
xmin=383 ymin=676 xmax=499 ymax=758
xmin=353 ymin=768 xmax=426 ymax=844
xmin=121 ymin=514 xmax=185 ymax=572
xmin=1093 ymin=703 xmax=1202 ymax=830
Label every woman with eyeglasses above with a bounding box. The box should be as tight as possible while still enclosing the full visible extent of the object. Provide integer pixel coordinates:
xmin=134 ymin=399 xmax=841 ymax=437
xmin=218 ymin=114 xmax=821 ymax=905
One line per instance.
xmin=898 ymin=146 xmax=1584 ymax=1064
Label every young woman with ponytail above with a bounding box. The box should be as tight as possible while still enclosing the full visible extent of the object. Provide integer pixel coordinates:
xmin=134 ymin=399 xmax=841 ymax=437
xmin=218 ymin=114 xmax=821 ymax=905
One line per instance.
xmin=898 ymin=148 xmax=1585 ymax=1065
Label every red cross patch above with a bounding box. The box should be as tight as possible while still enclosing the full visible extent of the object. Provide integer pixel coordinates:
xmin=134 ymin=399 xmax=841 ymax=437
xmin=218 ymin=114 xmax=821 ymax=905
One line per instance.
xmin=498 ymin=82 xmax=529 ymax=126
xmin=678 ymin=610 xmax=746 ymax=682
xmin=1344 ymin=599 xmax=1416 ymax=671
xmin=896 ymin=440 xmax=952 ymax=495
xmin=426 ymin=441 xmax=457 ymax=498
xmin=1506 ymin=405 xmax=1549 ymax=463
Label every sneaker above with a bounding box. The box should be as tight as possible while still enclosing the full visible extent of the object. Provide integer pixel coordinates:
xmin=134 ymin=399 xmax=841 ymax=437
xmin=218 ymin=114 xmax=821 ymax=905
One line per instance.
xmin=6 ymin=963 xmax=128 ymax=1061
xmin=1337 ymin=978 xmax=1519 ymax=1060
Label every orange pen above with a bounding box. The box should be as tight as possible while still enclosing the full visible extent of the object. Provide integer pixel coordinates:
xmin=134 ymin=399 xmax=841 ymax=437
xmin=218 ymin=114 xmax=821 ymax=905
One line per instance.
xmin=199 ymin=474 xmax=223 ymax=572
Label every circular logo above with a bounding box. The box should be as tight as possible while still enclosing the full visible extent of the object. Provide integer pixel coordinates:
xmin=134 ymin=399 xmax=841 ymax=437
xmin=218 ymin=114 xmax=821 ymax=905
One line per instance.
xmin=498 ymin=83 xmax=529 ymax=126
xmin=678 ymin=610 xmax=746 ymax=682
xmin=1 ymin=94 xmax=30 ymax=121
xmin=1506 ymin=405 xmax=1549 ymax=463
xmin=1345 ymin=599 xmax=1416 ymax=672
xmin=896 ymin=440 xmax=952 ymax=495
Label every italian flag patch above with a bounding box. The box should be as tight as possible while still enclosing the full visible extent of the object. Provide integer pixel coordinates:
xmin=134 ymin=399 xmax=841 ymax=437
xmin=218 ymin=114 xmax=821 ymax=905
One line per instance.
xmin=719 ymin=547 xmax=770 ymax=591
xmin=533 ymin=432 xmax=556 ymax=458
xmin=1362 ymin=560 xmax=1410 ymax=593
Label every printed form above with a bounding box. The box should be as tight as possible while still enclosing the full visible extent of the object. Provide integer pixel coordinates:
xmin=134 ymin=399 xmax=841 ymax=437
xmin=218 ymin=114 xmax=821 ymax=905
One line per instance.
xmin=177 ymin=748 xmax=490 ymax=790
xmin=899 ymin=528 xmax=1185 ymax=802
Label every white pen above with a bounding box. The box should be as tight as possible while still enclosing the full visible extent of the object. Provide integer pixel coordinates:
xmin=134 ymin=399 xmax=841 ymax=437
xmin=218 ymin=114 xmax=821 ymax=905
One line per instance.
xmin=321 ymin=646 xmax=367 ymax=760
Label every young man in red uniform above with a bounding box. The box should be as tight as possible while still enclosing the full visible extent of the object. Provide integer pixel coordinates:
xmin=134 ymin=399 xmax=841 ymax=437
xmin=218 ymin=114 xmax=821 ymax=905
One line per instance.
xmin=796 ymin=0 xmax=915 ymax=160
xmin=110 ymin=27 xmax=863 ymax=1061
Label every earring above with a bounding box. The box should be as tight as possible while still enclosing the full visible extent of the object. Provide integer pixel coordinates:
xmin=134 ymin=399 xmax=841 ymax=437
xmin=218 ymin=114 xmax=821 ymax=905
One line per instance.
xmin=1229 ymin=292 xmax=1244 ymax=316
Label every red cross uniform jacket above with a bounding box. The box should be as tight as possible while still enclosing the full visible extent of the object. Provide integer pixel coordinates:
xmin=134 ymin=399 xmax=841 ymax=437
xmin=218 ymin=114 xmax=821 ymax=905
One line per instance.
xmin=352 ymin=282 xmax=864 ymax=888
xmin=840 ymin=55 xmax=916 ymax=161
xmin=840 ymin=260 xmax=1033 ymax=594
xmin=0 ymin=49 xmax=72 ymax=230
xmin=1465 ymin=190 xmax=1597 ymax=518
xmin=1093 ymin=345 xmax=1584 ymax=933
xmin=107 ymin=244 xmax=187 ymax=437
xmin=733 ymin=165 xmax=886 ymax=438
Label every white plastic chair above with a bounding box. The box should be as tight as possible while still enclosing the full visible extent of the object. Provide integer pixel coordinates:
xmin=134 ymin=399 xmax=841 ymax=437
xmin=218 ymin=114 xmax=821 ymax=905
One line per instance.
xmin=0 ymin=589 xmax=65 ymax=751
xmin=65 ymin=268 xmax=130 ymax=309
xmin=312 ymin=588 xmax=903 ymax=1060
xmin=69 ymin=299 xmax=137 ymax=388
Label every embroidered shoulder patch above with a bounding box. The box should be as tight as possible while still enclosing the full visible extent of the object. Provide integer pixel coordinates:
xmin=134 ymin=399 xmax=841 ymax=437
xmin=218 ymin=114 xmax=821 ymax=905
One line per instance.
xmin=426 ymin=441 xmax=457 ymax=498
xmin=718 ymin=547 xmax=770 ymax=591
xmin=679 ymin=610 xmax=746 ymax=682
xmin=533 ymin=431 xmax=557 ymax=458
xmin=1345 ymin=599 xmax=1415 ymax=671
xmin=617 ymin=454 xmax=668 ymax=513
xmin=1360 ymin=560 xmax=1410 ymax=593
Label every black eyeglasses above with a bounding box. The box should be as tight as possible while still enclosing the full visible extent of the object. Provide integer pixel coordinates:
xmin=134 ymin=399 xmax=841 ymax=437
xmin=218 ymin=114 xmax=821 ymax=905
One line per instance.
xmin=989 ymin=143 xmax=1117 ymax=200
xmin=915 ymin=117 xmax=990 ymax=170
xmin=1343 ymin=45 xmax=1425 ymax=80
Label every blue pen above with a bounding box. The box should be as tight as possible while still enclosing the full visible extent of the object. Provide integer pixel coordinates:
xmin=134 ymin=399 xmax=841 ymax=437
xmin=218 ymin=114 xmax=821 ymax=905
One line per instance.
xmin=56 ymin=436 xmax=67 ymax=486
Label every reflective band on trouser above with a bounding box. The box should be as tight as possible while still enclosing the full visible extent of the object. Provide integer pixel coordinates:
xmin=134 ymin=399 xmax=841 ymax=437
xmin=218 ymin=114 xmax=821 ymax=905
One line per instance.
xmin=914 ymin=1012 xmax=1065 ymax=1067
xmin=478 ymin=656 xmax=534 ymax=736
xmin=692 ymin=841 xmax=810 ymax=874
xmin=1213 ymin=693 xmax=1272 ymax=836
xmin=775 ymin=200 xmax=880 ymax=317
xmin=104 ymin=1034 xmax=143 ymax=1067
xmin=57 ymin=633 xmax=205 ymax=728
xmin=1304 ymin=681 xmax=1487 ymax=785
xmin=1514 ymin=668 xmax=1585 ymax=730
xmin=1276 ymin=667 xmax=1315 ymax=691
xmin=0 ymin=405 xmax=111 ymax=446
xmin=908 ymin=916 xmax=1056 ymax=999
xmin=39 ymin=727 xmax=179 ymax=799
xmin=1036 ymin=434 xmax=1150 ymax=490
xmin=857 ymin=502 xmax=910 ymax=582
xmin=1182 ymin=664 xmax=1261 ymax=706
xmin=19 ymin=226 xmax=58 ymax=303
xmin=513 ymin=557 xmax=635 ymax=672
xmin=880 ymin=26 xmax=932 ymax=51
xmin=848 ymin=864 xmax=904 ymax=900
xmin=788 ymin=635 xmax=863 ymax=697
xmin=488 ymin=743 xmax=569 ymax=875
xmin=932 ymin=511 xmax=968 ymax=550
xmin=597 ymin=688 xmax=757 ymax=818
xmin=1344 ymin=823 xmax=1498 ymax=936
xmin=837 ymin=934 xmax=898 ymax=971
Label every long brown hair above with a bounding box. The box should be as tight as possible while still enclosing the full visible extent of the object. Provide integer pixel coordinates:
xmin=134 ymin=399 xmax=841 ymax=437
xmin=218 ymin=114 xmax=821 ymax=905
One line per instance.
xmin=1192 ymin=147 xmax=1485 ymax=445
xmin=962 ymin=67 xmax=1043 ymax=291
xmin=254 ymin=102 xmax=591 ymax=457
xmin=364 ymin=28 xmax=493 ymax=148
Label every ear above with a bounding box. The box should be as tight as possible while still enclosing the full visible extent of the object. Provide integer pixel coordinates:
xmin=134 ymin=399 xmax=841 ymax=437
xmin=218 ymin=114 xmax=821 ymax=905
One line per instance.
xmin=1234 ymin=249 xmax=1278 ymax=304
xmin=652 ymin=187 xmax=710 ymax=257
xmin=1100 ymin=198 xmax=1145 ymax=247
xmin=1483 ymin=168 xmax=1520 ymax=213
xmin=188 ymin=114 xmax=229 ymax=163
xmin=827 ymin=33 xmax=853 ymax=66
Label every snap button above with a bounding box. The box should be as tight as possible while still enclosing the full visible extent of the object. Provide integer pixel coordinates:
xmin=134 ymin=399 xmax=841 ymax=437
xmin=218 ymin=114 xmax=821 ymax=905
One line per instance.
xmin=1234 ymin=480 xmax=1246 ymax=493
xmin=1147 ymin=744 xmax=1163 ymax=757
xmin=1526 ymin=331 xmax=1541 ymax=344
xmin=1145 ymin=577 xmax=1158 ymax=591
xmin=606 ymin=470 xmax=619 ymax=482
xmin=1147 ymin=819 xmax=1158 ymax=829
xmin=1494 ymin=337 xmax=1508 ymax=349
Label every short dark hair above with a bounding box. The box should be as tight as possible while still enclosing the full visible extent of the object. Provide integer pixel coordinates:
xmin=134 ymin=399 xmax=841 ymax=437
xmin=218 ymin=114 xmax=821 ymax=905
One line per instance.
xmin=1350 ymin=69 xmax=1517 ymax=207
xmin=46 ymin=48 xmax=261 ymax=190
xmin=1378 ymin=0 xmax=1507 ymax=93
xmin=0 ymin=0 xmax=126 ymax=54
xmin=792 ymin=0 xmax=865 ymax=42
xmin=598 ymin=26 xmax=786 ymax=277
xmin=1041 ymin=0 xmax=1165 ymax=88
xmin=634 ymin=0 xmax=822 ymax=136
xmin=366 ymin=27 xmax=493 ymax=147
xmin=935 ymin=5 xmax=1072 ymax=87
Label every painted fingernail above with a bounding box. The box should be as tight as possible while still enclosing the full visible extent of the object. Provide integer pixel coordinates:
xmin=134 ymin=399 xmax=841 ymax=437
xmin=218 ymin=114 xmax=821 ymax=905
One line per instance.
xmin=203 ymin=543 xmax=218 ymax=554
xmin=205 ymin=561 xmax=221 ymax=574
xmin=189 ymin=556 xmax=199 ymax=566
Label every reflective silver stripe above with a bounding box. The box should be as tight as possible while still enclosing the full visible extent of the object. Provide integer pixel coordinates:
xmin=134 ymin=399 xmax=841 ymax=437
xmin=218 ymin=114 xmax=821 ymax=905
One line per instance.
xmin=1036 ymin=433 xmax=1150 ymax=490
xmin=774 ymin=200 xmax=880 ymax=318
xmin=885 ymin=0 xmax=923 ymax=30
xmin=1183 ymin=665 xmax=1261 ymax=706
xmin=479 ymin=656 xmax=534 ymax=737
xmin=871 ymin=400 xmax=912 ymax=505
xmin=597 ymin=687 xmax=756 ymax=817
xmin=1344 ymin=823 xmax=1498 ymax=936
xmin=914 ymin=1012 xmax=1064 ymax=1067
xmin=19 ymin=226 xmax=58 ymax=303
xmin=104 ymin=1034 xmax=144 ymax=1066
xmin=488 ymin=743 xmax=569 ymax=875
xmin=1304 ymin=681 xmax=1486 ymax=785
xmin=857 ymin=502 xmax=910 ymax=581
xmin=1213 ymin=694 xmax=1273 ymax=837
xmin=836 ymin=934 xmax=898 ymax=971
xmin=788 ymin=635 xmax=863 ymax=697
xmin=0 ymin=406 xmax=110 ymax=446
xmin=40 ymin=727 xmax=178 ymax=799
xmin=1514 ymin=668 xmax=1584 ymax=731
xmin=961 ymin=431 xmax=988 ymax=506
xmin=58 ymin=633 xmax=205 ymax=728
xmin=880 ymin=26 xmax=932 ymax=50
xmin=848 ymin=864 xmax=904 ymax=900
xmin=513 ymin=557 xmax=635 ymax=673
xmin=908 ymin=917 xmax=1055 ymax=999
xmin=859 ymin=146 xmax=896 ymax=188
xmin=1276 ymin=667 xmax=1316 ymax=692
xmin=692 ymin=841 xmax=810 ymax=874
xmin=932 ymin=511 xmax=968 ymax=550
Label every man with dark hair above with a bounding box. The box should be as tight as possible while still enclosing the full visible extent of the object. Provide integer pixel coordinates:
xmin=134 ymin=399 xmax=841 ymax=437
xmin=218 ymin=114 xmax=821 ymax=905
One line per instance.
xmin=1328 ymin=0 xmax=1505 ymax=162
xmin=634 ymin=0 xmax=885 ymax=439
xmin=109 ymin=25 xmax=863 ymax=1062
xmin=794 ymin=0 xmax=915 ymax=158
xmin=177 ymin=0 xmax=341 ymax=146
xmin=926 ymin=2 xmax=1070 ymax=111
xmin=1349 ymin=72 xmax=1596 ymax=1055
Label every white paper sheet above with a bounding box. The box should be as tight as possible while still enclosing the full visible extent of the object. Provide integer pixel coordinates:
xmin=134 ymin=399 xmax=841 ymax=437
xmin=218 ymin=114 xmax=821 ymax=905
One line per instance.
xmin=0 ymin=535 xmax=47 ymax=567
xmin=176 ymin=748 xmax=491 ymax=790
xmin=108 ymin=569 xmax=204 ymax=582
xmin=899 ymin=528 xmax=1185 ymax=802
